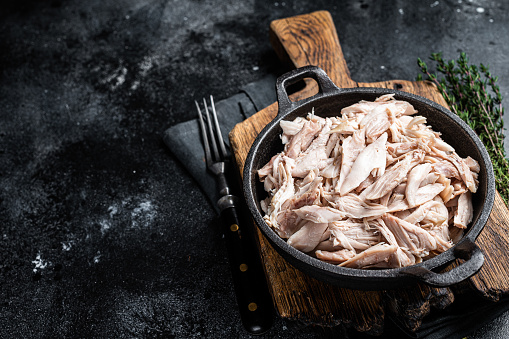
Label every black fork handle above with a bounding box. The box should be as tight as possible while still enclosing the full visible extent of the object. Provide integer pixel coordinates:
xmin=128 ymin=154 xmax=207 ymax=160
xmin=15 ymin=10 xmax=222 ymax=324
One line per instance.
xmin=217 ymin=194 xmax=275 ymax=335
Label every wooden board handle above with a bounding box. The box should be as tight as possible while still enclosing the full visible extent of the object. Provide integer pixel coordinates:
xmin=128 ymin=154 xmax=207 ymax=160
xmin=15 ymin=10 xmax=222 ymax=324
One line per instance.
xmin=270 ymin=10 xmax=356 ymax=88
xmin=269 ymin=10 xmax=449 ymax=108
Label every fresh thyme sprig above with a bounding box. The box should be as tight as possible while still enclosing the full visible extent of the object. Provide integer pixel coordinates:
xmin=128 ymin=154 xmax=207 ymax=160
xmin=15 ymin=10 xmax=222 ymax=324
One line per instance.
xmin=417 ymin=52 xmax=509 ymax=206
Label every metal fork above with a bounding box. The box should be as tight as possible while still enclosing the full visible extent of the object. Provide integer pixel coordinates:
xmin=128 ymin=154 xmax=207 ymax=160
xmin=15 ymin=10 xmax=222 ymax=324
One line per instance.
xmin=195 ymin=96 xmax=274 ymax=334
xmin=195 ymin=96 xmax=230 ymax=199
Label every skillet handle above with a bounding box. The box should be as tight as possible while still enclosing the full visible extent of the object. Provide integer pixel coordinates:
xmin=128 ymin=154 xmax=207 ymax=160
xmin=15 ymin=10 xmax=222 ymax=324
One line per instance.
xmin=276 ymin=65 xmax=340 ymax=117
xmin=401 ymin=238 xmax=484 ymax=287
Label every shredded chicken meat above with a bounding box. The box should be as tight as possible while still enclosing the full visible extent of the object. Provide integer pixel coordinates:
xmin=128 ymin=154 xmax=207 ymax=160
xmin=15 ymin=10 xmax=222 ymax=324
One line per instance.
xmin=258 ymin=94 xmax=479 ymax=268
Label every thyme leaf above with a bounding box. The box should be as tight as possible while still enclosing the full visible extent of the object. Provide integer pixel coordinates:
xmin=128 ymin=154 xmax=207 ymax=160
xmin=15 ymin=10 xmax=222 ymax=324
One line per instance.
xmin=417 ymin=52 xmax=509 ymax=206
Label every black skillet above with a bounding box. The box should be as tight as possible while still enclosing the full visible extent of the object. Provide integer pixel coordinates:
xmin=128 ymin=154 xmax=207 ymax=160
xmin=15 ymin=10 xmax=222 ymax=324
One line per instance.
xmin=243 ymin=65 xmax=495 ymax=290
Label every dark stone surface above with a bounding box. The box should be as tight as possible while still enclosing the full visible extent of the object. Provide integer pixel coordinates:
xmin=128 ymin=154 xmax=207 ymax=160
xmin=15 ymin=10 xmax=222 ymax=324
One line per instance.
xmin=0 ymin=0 xmax=507 ymax=337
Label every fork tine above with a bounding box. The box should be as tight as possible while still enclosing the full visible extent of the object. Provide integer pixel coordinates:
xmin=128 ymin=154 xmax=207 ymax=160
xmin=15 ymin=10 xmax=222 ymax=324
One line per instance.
xmin=195 ymin=100 xmax=213 ymax=166
xmin=209 ymin=95 xmax=227 ymax=160
xmin=203 ymin=97 xmax=220 ymax=162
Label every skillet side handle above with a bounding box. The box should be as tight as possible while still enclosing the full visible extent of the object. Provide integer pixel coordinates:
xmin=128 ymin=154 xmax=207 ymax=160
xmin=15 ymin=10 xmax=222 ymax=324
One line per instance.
xmin=401 ymin=238 xmax=484 ymax=287
xmin=276 ymin=65 xmax=339 ymax=117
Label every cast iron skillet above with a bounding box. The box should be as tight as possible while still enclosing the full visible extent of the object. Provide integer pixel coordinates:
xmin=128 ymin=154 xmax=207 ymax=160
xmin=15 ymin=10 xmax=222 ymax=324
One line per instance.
xmin=243 ymin=65 xmax=495 ymax=290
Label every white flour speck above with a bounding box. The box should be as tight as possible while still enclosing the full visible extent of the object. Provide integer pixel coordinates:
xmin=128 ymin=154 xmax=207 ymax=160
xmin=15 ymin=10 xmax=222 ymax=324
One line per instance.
xmin=476 ymin=7 xmax=485 ymax=13
xmin=398 ymin=8 xmax=404 ymax=15
xmin=32 ymin=253 xmax=49 ymax=272
xmin=131 ymin=200 xmax=157 ymax=228
xmin=139 ymin=57 xmax=154 ymax=76
xmin=93 ymin=252 xmax=102 ymax=264
xmin=430 ymin=1 xmax=439 ymax=7
xmin=130 ymin=80 xmax=140 ymax=91
xmin=101 ymin=65 xmax=127 ymax=90
xmin=62 ymin=241 xmax=74 ymax=251
xmin=108 ymin=205 xmax=118 ymax=218
xmin=115 ymin=68 xmax=127 ymax=87
xmin=99 ymin=219 xmax=111 ymax=235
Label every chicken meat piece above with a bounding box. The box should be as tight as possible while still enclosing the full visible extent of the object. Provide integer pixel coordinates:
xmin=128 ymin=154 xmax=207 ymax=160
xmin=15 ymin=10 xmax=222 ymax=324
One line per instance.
xmin=431 ymin=160 xmax=461 ymax=180
xmin=340 ymin=133 xmax=387 ymax=196
xmin=382 ymin=214 xmax=437 ymax=257
xmin=285 ymin=119 xmax=323 ymax=159
xmin=320 ymin=158 xmax=341 ymax=178
xmin=404 ymin=199 xmax=447 ymax=226
xmin=406 ymin=163 xmax=432 ymax=207
xmin=264 ymin=161 xmax=295 ymax=229
xmin=387 ymin=142 xmax=418 ymax=157
xmin=257 ymin=154 xmax=279 ymax=180
xmin=428 ymin=224 xmax=454 ymax=252
xmin=432 ymin=147 xmax=478 ymax=193
xmin=420 ymin=172 xmax=440 ymax=187
xmin=339 ymin=243 xmax=398 ymax=268
xmin=340 ymin=100 xmax=380 ymax=118
xmin=328 ymin=117 xmax=359 ymax=134
xmin=329 ymin=220 xmax=381 ymax=251
xmin=280 ymin=117 xmax=306 ymax=144
xmin=293 ymin=205 xmax=346 ymax=224
xmin=314 ymin=237 xmax=341 ymax=252
xmin=315 ymin=248 xmax=357 ymax=264
xmin=359 ymin=105 xmax=391 ymax=143
xmin=334 ymin=128 xmax=366 ymax=193
xmin=292 ymin=120 xmax=332 ymax=177
xmin=454 ymin=191 xmax=473 ymax=229
xmin=465 ymin=156 xmax=480 ymax=173
xmin=388 ymin=183 xmax=445 ymax=212
xmin=361 ymin=150 xmax=424 ymax=200
xmin=332 ymin=194 xmax=388 ymax=219
xmin=288 ymin=221 xmax=329 ymax=253
xmin=275 ymin=209 xmax=304 ymax=239
xmin=371 ymin=219 xmax=417 ymax=268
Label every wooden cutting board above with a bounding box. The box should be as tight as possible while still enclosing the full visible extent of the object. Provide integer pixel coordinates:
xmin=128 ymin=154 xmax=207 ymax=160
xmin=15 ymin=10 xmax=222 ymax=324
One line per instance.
xmin=229 ymin=10 xmax=509 ymax=334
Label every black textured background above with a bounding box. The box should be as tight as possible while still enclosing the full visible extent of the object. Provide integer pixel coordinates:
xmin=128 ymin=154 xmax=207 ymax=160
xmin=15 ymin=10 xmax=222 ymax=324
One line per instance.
xmin=1 ymin=0 xmax=508 ymax=338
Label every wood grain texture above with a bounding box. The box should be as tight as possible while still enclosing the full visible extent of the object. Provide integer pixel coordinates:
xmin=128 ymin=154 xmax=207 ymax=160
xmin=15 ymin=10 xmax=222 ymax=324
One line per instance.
xmin=469 ymin=191 xmax=509 ymax=301
xmin=229 ymin=10 xmax=509 ymax=333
